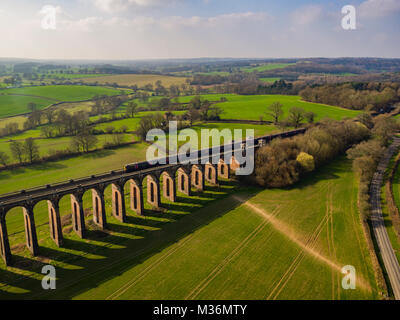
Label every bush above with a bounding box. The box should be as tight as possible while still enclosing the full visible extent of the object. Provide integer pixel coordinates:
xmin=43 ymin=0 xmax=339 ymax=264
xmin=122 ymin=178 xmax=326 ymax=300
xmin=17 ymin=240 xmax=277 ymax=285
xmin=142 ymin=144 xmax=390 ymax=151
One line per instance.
xmin=296 ymin=152 xmax=315 ymax=172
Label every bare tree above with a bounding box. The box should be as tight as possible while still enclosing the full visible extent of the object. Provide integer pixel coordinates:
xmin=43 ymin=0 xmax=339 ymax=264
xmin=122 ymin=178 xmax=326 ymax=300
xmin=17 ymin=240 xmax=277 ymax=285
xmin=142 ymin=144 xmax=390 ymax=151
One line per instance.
xmin=24 ymin=138 xmax=40 ymax=163
xmin=71 ymin=131 xmax=98 ymax=153
xmin=44 ymin=108 xmax=56 ymax=124
xmin=304 ymin=111 xmax=316 ymax=124
xmin=112 ymin=133 xmax=124 ymax=146
xmin=10 ymin=140 xmax=24 ymax=164
xmin=266 ymin=102 xmax=284 ymax=124
xmin=126 ymin=101 xmax=138 ymax=118
xmin=288 ymin=107 xmax=305 ymax=128
xmin=0 ymin=151 xmax=9 ymax=167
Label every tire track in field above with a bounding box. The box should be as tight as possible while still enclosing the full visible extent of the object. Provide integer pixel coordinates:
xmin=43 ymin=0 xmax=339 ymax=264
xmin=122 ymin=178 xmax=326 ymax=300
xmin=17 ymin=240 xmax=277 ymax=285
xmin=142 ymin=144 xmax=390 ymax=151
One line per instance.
xmin=31 ymin=196 xmax=243 ymax=299
xmin=233 ymin=195 xmax=372 ymax=292
xmin=326 ymin=186 xmax=338 ymax=300
xmin=185 ymin=207 xmax=280 ymax=300
xmin=106 ymin=234 xmax=195 ymax=300
xmin=329 ymin=188 xmax=340 ymax=300
xmin=266 ymin=202 xmax=330 ymax=300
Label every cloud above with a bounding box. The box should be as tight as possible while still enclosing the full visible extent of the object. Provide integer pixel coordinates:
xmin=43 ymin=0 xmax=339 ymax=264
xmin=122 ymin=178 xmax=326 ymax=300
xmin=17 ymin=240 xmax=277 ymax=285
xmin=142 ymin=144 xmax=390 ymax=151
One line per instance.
xmin=92 ymin=0 xmax=178 ymax=12
xmin=359 ymin=0 xmax=400 ymax=18
xmin=291 ymin=5 xmax=322 ymax=26
xmin=64 ymin=16 xmax=105 ymax=32
xmin=158 ymin=12 xmax=271 ymax=29
xmin=58 ymin=11 xmax=271 ymax=32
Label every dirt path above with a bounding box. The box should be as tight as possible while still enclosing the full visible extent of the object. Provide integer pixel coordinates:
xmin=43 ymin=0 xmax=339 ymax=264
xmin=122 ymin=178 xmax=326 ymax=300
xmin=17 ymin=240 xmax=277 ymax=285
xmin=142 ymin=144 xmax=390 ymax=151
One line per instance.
xmin=233 ymin=195 xmax=372 ymax=293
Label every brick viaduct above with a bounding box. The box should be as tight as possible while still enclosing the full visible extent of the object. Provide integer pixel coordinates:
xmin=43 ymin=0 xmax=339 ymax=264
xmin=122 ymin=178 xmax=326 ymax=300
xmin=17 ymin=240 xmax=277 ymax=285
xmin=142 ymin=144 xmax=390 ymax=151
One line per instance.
xmin=0 ymin=128 xmax=305 ymax=266
xmin=0 ymin=152 xmax=244 ymax=266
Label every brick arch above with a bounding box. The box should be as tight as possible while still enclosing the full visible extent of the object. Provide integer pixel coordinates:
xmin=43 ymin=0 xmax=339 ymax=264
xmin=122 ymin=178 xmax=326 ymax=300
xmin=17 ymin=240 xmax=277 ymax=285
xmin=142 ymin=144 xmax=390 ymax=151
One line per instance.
xmin=177 ymin=167 xmax=191 ymax=196
xmin=218 ymin=159 xmax=230 ymax=179
xmin=145 ymin=174 xmax=161 ymax=209
xmin=91 ymin=187 xmax=107 ymax=229
xmin=111 ymin=182 xmax=126 ymax=223
xmin=70 ymin=191 xmax=86 ymax=239
xmin=161 ymin=170 xmax=176 ymax=202
xmin=128 ymin=178 xmax=144 ymax=215
xmin=44 ymin=197 xmax=64 ymax=247
xmin=3 ymin=203 xmax=39 ymax=258
xmin=191 ymin=164 xmax=205 ymax=191
xmin=205 ymin=162 xmax=218 ymax=185
xmin=0 ymin=210 xmax=11 ymax=265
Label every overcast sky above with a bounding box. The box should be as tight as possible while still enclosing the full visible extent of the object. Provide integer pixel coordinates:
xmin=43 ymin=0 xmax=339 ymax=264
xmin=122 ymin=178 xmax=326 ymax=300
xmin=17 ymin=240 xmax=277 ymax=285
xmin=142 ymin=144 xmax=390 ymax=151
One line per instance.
xmin=0 ymin=0 xmax=399 ymax=60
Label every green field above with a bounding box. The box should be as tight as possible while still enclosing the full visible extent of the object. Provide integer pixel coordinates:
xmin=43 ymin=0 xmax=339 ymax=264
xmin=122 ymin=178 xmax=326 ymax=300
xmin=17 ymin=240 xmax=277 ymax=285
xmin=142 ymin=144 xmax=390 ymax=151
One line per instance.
xmin=0 ymin=85 xmax=122 ymax=119
xmin=4 ymin=85 xmax=122 ymax=102
xmin=0 ymin=133 xmax=134 ymax=162
xmin=0 ymin=119 xmax=277 ymax=166
xmin=39 ymin=73 xmax=110 ymax=79
xmin=177 ymin=94 xmax=361 ymax=122
xmin=0 ymin=158 xmax=378 ymax=299
xmin=242 ymin=63 xmax=294 ymax=73
xmin=260 ymin=77 xmax=281 ymax=83
xmin=0 ymin=94 xmax=54 ymax=118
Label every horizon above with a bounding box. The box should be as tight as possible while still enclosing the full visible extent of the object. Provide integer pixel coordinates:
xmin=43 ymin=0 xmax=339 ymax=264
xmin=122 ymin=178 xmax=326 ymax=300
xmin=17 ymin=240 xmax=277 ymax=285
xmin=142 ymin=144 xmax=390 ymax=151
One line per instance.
xmin=1 ymin=56 xmax=400 ymax=62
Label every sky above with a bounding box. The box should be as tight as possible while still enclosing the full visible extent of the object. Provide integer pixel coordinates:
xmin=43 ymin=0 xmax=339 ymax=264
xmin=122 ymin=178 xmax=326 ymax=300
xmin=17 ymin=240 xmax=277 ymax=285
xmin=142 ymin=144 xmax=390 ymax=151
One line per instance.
xmin=0 ymin=0 xmax=399 ymax=60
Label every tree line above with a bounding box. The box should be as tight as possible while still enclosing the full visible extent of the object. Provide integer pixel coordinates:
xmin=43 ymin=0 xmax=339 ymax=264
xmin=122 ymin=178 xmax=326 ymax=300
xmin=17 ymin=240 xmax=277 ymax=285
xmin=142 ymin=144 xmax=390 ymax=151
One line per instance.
xmin=251 ymin=116 xmax=398 ymax=188
xmin=300 ymin=82 xmax=400 ymax=112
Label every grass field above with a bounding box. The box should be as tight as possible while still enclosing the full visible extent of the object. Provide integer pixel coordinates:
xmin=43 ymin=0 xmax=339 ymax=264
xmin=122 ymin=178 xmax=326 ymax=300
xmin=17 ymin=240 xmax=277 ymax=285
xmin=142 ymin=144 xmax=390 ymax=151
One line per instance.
xmin=242 ymin=63 xmax=295 ymax=73
xmin=260 ymin=77 xmax=281 ymax=83
xmin=39 ymin=73 xmax=110 ymax=79
xmin=0 ymin=101 xmax=95 ymax=131
xmin=0 ymin=94 xmax=54 ymax=118
xmin=0 ymin=133 xmax=134 ymax=162
xmin=0 ymin=158 xmax=378 ymax=299
xmin=0 ymin=115 xmax=27 ymax=131
xmin=80 ymin=74 xmax=188 ymax=87
xmin=4 ymin=85 xmax=122 ymax=102
xmin=0 ymin=119 xmax=277 ymax=166
xmin=177 ymin=94 xmax=361 ymax=122
xmin=0 ymin=85 xmax=122 ymax=118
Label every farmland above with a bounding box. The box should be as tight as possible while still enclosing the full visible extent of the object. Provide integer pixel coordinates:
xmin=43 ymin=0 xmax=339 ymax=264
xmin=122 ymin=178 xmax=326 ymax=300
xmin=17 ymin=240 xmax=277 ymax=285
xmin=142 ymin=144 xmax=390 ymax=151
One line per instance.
xmin=80 ymin=74 xmax=188 ymax=87
xmin=0 ymin=94 xmax=54 ymax=118
xmin=260 ymin=77 xmax=281 ymax=83
xmin=4 ymin=85 xmax=122 ymax=102
xmin=0 ymin=158 xmax=379 ymax=299
xmin=39 ymin=73 xmax=110 ymax=79
xmin=0 ymin=73 xmax=385 ymax=301
xmin=177 ymin=94 xmax=361 ymax=121
xmin=0 ymin=133 xmax=134 ymax=161
xmin=242 ymin=63 xmax=295 ymax=73
xmin=0 ymin=85 xmax=122 ymax=118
